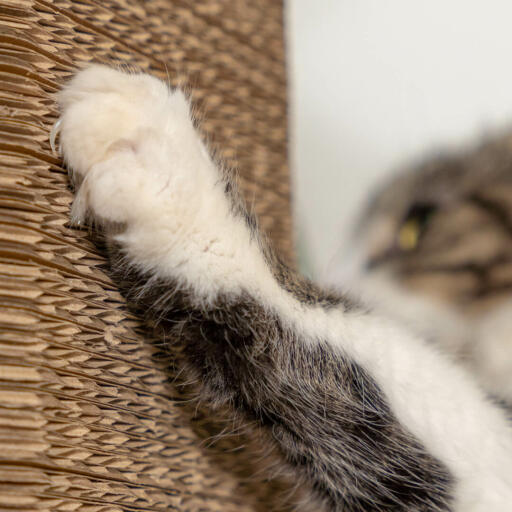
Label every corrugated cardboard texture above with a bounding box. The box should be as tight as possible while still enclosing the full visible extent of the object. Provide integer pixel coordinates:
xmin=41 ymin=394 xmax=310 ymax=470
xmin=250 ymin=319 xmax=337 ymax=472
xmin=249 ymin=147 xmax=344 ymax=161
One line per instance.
xmin=0 ymin=1 xmax=294 ymax=510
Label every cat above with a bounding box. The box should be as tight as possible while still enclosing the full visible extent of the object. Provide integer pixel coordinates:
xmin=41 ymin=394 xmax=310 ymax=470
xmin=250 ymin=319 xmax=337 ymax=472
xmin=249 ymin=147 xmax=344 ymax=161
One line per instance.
xmin=54 ymin=65 xmax=512 ymax=511
xmin=330 ymin=134 xmax=512 ymax=406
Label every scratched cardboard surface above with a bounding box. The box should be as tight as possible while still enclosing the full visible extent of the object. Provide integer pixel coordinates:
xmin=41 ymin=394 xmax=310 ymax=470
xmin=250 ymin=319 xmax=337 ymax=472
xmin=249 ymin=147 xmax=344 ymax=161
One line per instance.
xmin=0 ymin=1 xmax=294 ymax=510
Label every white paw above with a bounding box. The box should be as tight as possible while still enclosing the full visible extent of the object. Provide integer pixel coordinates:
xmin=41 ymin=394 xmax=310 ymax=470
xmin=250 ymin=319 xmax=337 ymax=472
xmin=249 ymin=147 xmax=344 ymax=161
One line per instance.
xmin=55 ymin=65 xmax=208 ymax=224
xmin=55 ymin=65 xmax=263 ymax=300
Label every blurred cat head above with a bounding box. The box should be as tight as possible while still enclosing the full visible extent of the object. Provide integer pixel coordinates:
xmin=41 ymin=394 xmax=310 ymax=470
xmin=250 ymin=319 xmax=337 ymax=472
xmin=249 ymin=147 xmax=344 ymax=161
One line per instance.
xmin=331 ymin=132 xmax=512 ymax=401
xmin=359 ymin=135 xmax=512 ymax=312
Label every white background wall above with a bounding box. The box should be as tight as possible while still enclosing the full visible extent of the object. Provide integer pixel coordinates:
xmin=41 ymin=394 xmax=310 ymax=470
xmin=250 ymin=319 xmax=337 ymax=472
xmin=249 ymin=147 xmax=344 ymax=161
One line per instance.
xmin=287 ymin=0 xmax=512 ymax=279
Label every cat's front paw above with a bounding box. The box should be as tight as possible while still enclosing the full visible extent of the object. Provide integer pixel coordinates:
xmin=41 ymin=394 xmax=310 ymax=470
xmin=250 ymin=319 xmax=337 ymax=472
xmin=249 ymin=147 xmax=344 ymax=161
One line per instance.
xmin=55 ymin=65 xmax=201 ymax=224
xmin=57 ymin=65 xmax=169 ymax=179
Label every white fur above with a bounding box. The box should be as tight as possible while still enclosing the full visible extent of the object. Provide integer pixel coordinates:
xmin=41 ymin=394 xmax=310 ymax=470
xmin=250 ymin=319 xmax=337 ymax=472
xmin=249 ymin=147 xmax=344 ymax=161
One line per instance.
xmin=474 ymin=300 xmax=512 ymax=399
xmin=58 ymin=65 xmax=512 ymax=511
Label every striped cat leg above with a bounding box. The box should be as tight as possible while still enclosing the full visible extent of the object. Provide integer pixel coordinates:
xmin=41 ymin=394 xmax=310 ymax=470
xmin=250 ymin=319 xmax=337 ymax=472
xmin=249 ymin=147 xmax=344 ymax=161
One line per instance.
xmin=57 ymin=65 xmax=512 ymax=512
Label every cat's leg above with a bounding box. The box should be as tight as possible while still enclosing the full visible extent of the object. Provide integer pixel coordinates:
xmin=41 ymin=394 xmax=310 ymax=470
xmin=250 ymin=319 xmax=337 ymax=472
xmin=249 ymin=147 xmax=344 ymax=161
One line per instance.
xmin=57 ymin=65 xmax=512 ymax=512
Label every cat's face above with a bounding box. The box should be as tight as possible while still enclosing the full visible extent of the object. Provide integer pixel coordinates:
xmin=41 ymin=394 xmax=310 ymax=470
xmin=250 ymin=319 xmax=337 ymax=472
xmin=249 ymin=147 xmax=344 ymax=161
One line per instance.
xmin=331 ymin=134 xmax=512 ymax=400
xmin=355 ymin=135 xmax=512 ymax=317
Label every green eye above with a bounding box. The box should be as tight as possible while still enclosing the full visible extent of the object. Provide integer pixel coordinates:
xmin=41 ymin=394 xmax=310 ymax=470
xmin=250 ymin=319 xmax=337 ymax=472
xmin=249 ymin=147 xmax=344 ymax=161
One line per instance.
xmin=397 ymin=203 xmax=436 ymax=251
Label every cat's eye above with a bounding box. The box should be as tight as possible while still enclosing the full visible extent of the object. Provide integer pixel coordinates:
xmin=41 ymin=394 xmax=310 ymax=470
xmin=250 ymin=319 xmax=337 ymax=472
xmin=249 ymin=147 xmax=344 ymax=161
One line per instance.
xmin=397 ymin=203 xmax=436 ymax=251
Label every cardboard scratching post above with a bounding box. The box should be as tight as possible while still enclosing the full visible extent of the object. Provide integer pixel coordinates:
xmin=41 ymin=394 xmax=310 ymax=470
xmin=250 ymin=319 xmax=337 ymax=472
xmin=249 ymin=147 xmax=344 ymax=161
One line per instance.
xmin=0 ymin=1 xmax=293 ymax=510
